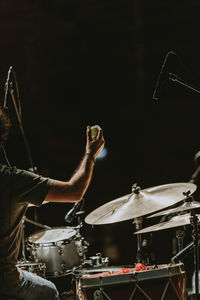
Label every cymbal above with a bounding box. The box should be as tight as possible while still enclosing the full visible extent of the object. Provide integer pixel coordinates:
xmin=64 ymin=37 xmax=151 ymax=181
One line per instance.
xmin=148 ymin=201 xmax=200 ymax=218
xmin=134 ymin=213 xmax=200 ymax=234
xmin=85 ymin=182 xmax=196 ymax=225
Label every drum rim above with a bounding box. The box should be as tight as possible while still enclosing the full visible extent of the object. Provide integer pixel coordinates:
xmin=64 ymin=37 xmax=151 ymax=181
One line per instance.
xmin=27 ymin=226 xmax=77 ymax=245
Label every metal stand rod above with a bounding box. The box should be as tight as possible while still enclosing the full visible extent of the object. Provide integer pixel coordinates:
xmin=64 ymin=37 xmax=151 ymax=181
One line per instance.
xmin=171 ymin=241 xmax=194 ymax=263
xmin=134 ymin=217 xmax=143 ymax=262
xmin=190 ymin=212 xmax=200 ymax=300
xmin=168 ymin=73 xmax=200 ymax=95
xmin=176 ymin=229 xmax=185 ymax=253
xmin=23 ymin=216 xmax=52 ymax=230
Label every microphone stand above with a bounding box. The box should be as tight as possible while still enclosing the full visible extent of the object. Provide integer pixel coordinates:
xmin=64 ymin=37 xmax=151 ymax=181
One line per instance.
xmin=189 ymin=165 xmax=200 ymax=184
xmin=168 ymin=73 xmax=200 ymax=95
xmin=5 ymin=69 xmax=40 ymax=260
xmin=9 ymin=81 xmax=37 ymax=174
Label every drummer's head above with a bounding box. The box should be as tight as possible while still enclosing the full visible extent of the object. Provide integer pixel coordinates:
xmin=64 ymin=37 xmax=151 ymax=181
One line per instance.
xmin=0 ymin=107 xmax=11 ymax=146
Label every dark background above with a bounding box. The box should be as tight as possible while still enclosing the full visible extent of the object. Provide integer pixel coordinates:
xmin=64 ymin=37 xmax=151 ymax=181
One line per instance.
xmin=1 ymin=0 xmax=200 ymax=282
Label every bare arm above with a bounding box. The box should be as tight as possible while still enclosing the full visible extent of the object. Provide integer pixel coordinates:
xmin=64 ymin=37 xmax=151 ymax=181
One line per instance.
xmin=45 ymin=125 xmax=105 ymax=203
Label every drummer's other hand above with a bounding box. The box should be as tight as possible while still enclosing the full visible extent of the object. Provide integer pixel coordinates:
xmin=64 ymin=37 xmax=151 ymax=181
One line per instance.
xmin=86 ymin=125 xmax=105 ymax=159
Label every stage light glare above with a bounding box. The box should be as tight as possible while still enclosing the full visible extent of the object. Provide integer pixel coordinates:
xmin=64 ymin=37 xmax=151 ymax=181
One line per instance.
xmin=97 ymin=147 xmax=107 ymax=160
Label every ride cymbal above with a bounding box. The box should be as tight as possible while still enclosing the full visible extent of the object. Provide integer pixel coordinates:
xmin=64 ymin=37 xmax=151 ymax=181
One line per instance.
xmin=85 ymin=182 xmax=196 ymax=225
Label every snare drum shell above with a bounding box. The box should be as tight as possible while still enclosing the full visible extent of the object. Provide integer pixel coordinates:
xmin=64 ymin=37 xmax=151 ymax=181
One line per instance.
xmin=29 ymin=240 xmax=81 ymax=277
xmin=28 ymin=227 xmax=81 ymax=278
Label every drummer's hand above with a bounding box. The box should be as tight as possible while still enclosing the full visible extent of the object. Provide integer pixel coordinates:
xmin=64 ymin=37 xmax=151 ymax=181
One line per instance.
xmin=86 ymin=125 xmax=105 ymax=159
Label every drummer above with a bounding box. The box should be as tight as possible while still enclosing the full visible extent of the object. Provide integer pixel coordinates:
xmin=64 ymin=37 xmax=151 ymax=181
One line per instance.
xmin=0 ymin=107 xmax=105 ymax=300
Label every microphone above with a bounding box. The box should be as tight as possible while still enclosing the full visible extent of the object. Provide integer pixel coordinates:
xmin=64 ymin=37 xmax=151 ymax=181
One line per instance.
xmin=152 ymin=51 xmax=173 ymax=100
xmin=3 ymin=66 xmax=13 ymax=109
xmin=64 ymin=200 xmax=82 ymax=223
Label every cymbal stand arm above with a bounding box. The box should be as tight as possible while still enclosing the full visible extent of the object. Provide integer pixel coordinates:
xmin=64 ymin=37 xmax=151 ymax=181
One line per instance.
xmin=168 ymin=73 xmax=200 ymax=95
xmin=190 ymin=212 xmax=200 ymax=299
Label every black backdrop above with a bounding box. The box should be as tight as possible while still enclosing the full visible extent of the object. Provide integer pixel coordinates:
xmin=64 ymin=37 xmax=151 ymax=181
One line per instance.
xmin=1 ymin=0 xmax=200 ymax=282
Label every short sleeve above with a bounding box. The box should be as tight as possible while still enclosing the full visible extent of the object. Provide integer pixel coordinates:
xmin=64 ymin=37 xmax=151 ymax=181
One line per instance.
xmin=9 ymin=166 xmax=53 ymax=207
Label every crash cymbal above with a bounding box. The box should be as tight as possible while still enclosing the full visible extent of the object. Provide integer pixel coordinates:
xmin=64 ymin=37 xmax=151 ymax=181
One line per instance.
xmin=134 ymin=213 xmax=200 ymax=234
xmin=148 ymin=201 xmax=200 ymax=218
xmin=85 ymin=182 xmax=196 ymax=225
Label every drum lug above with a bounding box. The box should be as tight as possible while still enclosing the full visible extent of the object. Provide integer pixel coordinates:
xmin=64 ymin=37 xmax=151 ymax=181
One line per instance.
xmin=31 ymin=250 xmax=39 ymax=262
xmin=58 ymin=247 xmax=64 ymax=256
xmin=61 ymin=263 xmax=67 ymax=271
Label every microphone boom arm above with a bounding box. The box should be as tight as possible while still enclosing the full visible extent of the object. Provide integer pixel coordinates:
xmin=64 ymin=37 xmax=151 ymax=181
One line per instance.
xmin=169 ymin=73 xmax=200 ymax=95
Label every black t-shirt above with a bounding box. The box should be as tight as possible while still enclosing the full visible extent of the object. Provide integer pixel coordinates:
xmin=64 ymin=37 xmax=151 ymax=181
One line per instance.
xmin=0 ymin=164 xmax=52 ymax=288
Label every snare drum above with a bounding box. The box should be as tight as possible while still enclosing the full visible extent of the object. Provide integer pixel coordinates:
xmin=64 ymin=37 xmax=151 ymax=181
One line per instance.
xmin=76 ymin=264 xmax=186 ymax=300
xmin=17 ymin=261 xmax=46 ymax=278
xmin=27 ymin=227 xmax=81 ymax=278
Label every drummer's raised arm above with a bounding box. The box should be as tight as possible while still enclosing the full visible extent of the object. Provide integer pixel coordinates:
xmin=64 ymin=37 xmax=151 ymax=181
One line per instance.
xmin=45 ymin=125 xmax=105 ymax=203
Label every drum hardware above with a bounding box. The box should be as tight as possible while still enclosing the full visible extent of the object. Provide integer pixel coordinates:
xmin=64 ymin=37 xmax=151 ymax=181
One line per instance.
xmin=133 ymin=215 xmax=143 ymax=263
xmin=171 ymin=229 xmax=185 ymax=264
xmin=175 ymin=229 xmax=185 ymax=255
xmin=171 ymin=241 xmax=194 ymax=263
xmin=27 ymin=227 xmax=82 ymax=278
xmin=85 ymin=182 xmax=196 ymax=225
xmin=82 ymin=253 xmax=109 ymax=268
xmin=61 ymin=263 xmax=68 ymax=271
xmin=17 ymin=260 xmax=46 ymax=278
xmin=134 ymin=211 xmax=200 ymax=299
xmin=59 ymin=247 xmax=64 ymax=256
xmin=93 ymin=287 xmax=110 ymax=300
xmin=73 ymin=223 xmax=89 ymax=261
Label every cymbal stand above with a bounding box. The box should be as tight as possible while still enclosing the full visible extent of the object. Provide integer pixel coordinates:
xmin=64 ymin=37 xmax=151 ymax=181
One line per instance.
xmin=190 ymin=211 xmax=200 ymax=299
xmin=131 ymin=183 xmax=144 ymax=263
xmin=134 ymin=216 xmax=143 ymax=262
xmin=175 ymin=229 xmax=185 ymax=261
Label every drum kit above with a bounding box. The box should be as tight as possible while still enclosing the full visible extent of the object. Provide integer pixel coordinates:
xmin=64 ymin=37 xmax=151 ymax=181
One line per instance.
xmin=18 ymin=181 xmax=200 ymax=299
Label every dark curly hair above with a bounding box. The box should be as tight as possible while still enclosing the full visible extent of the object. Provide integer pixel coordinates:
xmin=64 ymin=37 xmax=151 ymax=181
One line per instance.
xmin=0 ymin=107 xmax=11 ymax=146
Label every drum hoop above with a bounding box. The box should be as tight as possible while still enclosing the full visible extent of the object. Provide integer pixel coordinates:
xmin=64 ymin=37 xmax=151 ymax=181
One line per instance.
xmin=27 ymin=227 xmax=77 ymax=245
xmin=28 ymin=238 xmax=75 ymax=247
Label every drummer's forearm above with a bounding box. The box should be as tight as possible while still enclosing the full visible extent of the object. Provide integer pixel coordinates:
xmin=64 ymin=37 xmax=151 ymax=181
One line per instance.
xmin=45 ymin=154 xmax=95 ymax=203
